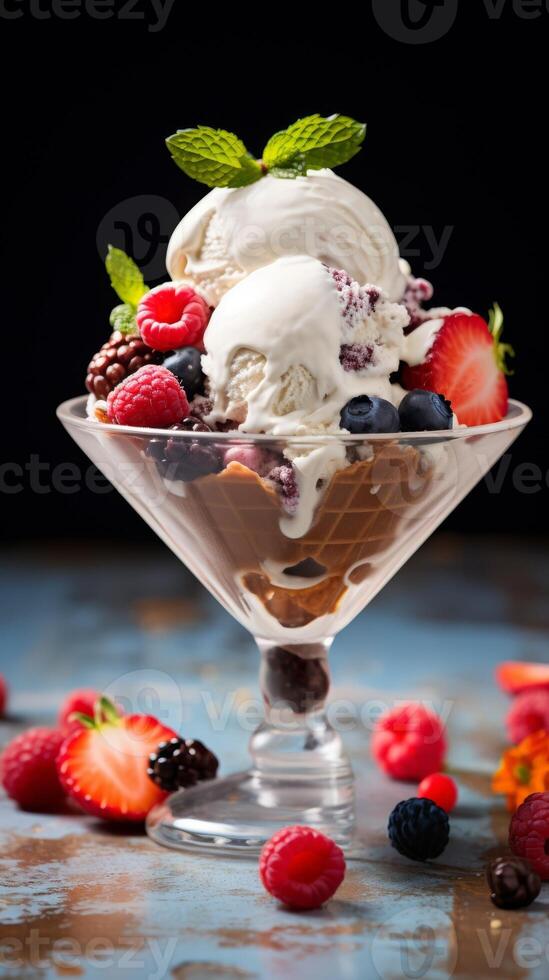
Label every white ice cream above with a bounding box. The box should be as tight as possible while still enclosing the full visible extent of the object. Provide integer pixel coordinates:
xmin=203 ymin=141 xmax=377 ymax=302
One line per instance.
xmin=167 ymin=170 xmax=406 ymax=307
xmin=202 ymin=255 xmax=409 ymax=536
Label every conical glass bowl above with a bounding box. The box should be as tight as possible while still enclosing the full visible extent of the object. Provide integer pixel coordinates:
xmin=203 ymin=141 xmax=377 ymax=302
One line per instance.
xmin=57 ymin=396 xmax=531 ymax=853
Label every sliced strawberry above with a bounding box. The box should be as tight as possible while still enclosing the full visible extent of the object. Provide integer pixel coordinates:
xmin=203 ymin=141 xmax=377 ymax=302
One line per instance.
xmin=57 ymin=697 xmax=178 ymax=822
xmin=401 ymin=306 xmax=514 ymax=426
xmin=496 ymin=661 xmax=549 ymax=696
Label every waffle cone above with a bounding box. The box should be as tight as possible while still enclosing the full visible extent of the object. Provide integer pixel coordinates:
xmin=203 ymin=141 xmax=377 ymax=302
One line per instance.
xmin=195 ymin=443 xmax=431 ymax=627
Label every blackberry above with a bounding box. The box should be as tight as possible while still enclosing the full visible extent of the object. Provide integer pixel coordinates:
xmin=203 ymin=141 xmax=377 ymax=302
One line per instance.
xmin=263 ymin=646 xmax=329 ymax=713
xmin=86 ymin=331 xmax=164 ymax=399
xmin=486 ymin=856 xmax=541 ymax=909
xmin=388 ymin=798 xmax=449 ymax=862
xmin=145 ymin=420 xmax=221 ymax=482
xmin=147 ymin=737 xmax=219 ymax=792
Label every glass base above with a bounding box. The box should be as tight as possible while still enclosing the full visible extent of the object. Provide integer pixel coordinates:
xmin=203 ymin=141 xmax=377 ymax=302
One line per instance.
xmin=146 ymin=767 xmax=355 ymax=855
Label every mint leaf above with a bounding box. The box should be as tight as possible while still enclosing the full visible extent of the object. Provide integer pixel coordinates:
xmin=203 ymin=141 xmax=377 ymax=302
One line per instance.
xmin=263 ymin=114 xmax=366 ymax=175
xmin=166 ymin=127 xmax=263 ymax=188
xmin=106 ymin=246 xmax=149 ymax=308
xmin=110 ymin=303 xmax=137 ymax=335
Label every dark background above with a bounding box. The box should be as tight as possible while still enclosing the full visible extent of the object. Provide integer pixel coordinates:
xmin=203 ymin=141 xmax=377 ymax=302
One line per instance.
xmin=1 ymin=2 xmax=546 ymax=541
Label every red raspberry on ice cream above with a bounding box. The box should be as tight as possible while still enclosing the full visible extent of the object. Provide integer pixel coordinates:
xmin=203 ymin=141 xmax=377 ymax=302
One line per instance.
xmin=372 ymin=702 xmax=447 ymax=781
xmin=107 ymin=365 xmax=189 ymax=428
xmin=509 ymin=792 xmax=549 ymax=880
xmin=137 ymin=283 xmax=211 ymax=352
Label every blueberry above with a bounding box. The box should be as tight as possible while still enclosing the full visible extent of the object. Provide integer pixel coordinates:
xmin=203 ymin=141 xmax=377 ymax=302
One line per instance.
xmin=399 ymin=390 xmax=453 ymax=432
xmin=340 ymin=396 xmax=400 ymax=434
xmin=163 ymin=347 xmax=204 ymax=398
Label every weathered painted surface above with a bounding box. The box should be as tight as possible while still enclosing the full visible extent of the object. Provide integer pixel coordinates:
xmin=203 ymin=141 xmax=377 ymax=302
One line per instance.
xmin=1 ymin=536 xmax=548 ymax=979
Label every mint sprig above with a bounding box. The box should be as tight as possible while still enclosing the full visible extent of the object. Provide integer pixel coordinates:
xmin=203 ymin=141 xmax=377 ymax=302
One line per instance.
xmin=106 ymin=245 xmax=149 ymax=308
xmin=488 ymin=303 xmax=515 ymax=375
xmin=165 ymin=114 xmax=366 ymax=188
xmin=263 ymin=114 xmax=366 ymax=176
xmin=166 ymin=127 xmax=263 ymax=189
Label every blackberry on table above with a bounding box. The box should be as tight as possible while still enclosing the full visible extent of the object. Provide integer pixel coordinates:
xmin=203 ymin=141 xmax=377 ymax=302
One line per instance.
xmin=147 ymin=737 xmax=219 ymax=792
xmin=486 ymin=855 xmax=541 ymax=909
xmin=388 ymin=797 xmax=449 ymax=861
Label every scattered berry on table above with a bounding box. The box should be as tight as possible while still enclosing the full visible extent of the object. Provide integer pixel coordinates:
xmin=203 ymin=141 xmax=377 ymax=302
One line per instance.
xmin=0 ymin=674 xmax=7 ymax=717
xmin=163 ymin=346 xmax=205 ymax=398
xmin=399 ymin=390 xmax=453 ymax=432
xmin=86 ymin=331 xmax=163 ymax=399
xmin=496 ymin=661 xmax=549 ymax=696
xmin=506 ymin=689 xmax=549 ymax=744
xmin=57 ymin=696 xmax=178 ymax=822
xmin=147 ymin=737 xmax=219 ymax=792
xmin=1 ymin=728 xmax=66 ymax=812
xmin=388 ymin=797 xmax=450 ymax=862
xmin=107 ymin=365 xmax=189 ymax=428
xmin=401 ymin=309 xmax=513 ymax=426
xmin=417 ymin=772 xmax=458 ymax=812
xmin=486 ymin=855 xmax=541 ymax=909
xmin=509 ymin=792 xmax=549 ymax=880
xmin=372 ymin=702 xmax=447 ymax=781
xmin=58 ymin=688 xmax=101 ymax=734
xmin=137 ymin=283 xmax=211 ymax=352
xmin=340 ymin=396 xmax=400 ymax=434
xmin=259 ymin=825 xmax=345 ymax=909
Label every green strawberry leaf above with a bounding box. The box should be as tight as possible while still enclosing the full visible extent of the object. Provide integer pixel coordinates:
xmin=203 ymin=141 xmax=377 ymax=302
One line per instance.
xmin=166 ymin=127 xmax=263 ymax=188
xmin=263 ymin=114 xmax=366 ymax=175
xmin=110 ymin=303 xmax=137 ymax=336
xmin=488 ymin=303 xmax=515 ymax=375
xmin=106 ymin=246 xmax=149 ymax=308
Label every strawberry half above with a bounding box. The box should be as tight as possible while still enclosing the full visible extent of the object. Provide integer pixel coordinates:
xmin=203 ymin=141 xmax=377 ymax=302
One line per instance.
xmin=401 ymin=305 xmax=514 ymax=426
xmin=56 ymin=697 xmax=178 ymax=822
xmin=496 ymin=661 xmax=549 ymax=696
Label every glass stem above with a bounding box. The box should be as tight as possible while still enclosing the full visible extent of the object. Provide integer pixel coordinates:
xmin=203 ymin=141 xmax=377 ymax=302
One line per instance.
xmin=250 ymin=638 xmax=353 ymax=784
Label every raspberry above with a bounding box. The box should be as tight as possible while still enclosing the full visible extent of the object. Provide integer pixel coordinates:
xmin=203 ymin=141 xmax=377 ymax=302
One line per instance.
xmin=372 ymin=702 xmax=447 ymax=781
xmin=388 ymin=798 xmax=449 ymax=862
xmin=58 ymin=688 xmax=100 ymax=734
xmin=259 ymin=826 xmax=345 ymax=909
xmin=1 ymin=728 xmax=66 ymax=812
xmin=509 ymin=792 xmax=549 ymax=880
xmin=137 ymin=283 xmax=211 ymax=352
xmin=107 ymin=365 xmax=189 ymax=428
xmin=418 ymin=772 xmax=458 ymax=812
xmin=339 ymin=343 xmax=375 ymax=372
xmin=506 ymin=689 xmax=549 ymax=744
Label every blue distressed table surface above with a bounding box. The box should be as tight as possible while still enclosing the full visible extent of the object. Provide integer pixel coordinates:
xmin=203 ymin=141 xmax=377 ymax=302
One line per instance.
xmin=1 ymin=535 xmax=548 ymax=979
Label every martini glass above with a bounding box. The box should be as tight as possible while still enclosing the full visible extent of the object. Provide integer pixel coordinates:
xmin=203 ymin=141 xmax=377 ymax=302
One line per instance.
xmin=58 ymin=396 xmax=531 ymax=853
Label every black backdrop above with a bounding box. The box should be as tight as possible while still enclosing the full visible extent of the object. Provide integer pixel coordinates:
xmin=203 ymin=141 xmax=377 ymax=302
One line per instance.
xmin=1 ymin=3 xmax=546 ymax=541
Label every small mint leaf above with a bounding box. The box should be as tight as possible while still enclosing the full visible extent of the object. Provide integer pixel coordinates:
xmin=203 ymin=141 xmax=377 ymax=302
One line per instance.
xmin=106 ymin=246 xmax=149 ymax=308
xmin=110 ymin=304 xmax=137 ymax=335
xmin=166 ymin=126 xmax=262 ymax=188
xmin=263 ymin=114 xmax=366 ymax=174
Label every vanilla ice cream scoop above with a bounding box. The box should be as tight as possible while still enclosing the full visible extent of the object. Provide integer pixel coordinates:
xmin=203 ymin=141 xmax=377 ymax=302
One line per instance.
xmin=167 ymin=170 xmax=406 ymax=306
xmin=202 ymin=255 xmax=409 ymax=437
